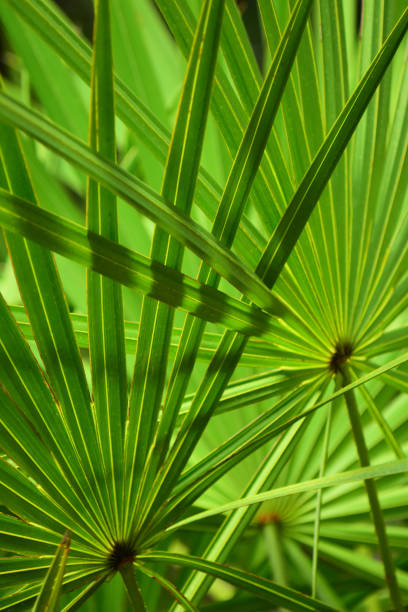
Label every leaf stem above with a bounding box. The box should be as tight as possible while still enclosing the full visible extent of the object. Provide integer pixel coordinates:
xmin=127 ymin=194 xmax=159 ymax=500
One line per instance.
xmin=264 ymin=521 xmax=289 ymax=612
xmin=341 ymin=365 xmax=403 ymax=612
xmin=312 ymin=404 xmax=332 ymax=597
xmin=264 ymin=521 xmax=287 ymax=587
xmin=119 ymin=562 xmax=147 ymax=611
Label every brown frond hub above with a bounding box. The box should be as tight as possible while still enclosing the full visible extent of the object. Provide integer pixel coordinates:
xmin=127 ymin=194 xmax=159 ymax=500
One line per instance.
xmin=257 ymin=512 xmax=281 ymax=526
xmin=329 ymin=340 xmax=353 ymax=373
xmin=106 ymin=540 xmax=137 ymax=570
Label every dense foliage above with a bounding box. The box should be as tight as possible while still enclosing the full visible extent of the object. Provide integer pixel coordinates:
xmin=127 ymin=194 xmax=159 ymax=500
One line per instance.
xmin=0 ymin=0 xmax=407 ymax=610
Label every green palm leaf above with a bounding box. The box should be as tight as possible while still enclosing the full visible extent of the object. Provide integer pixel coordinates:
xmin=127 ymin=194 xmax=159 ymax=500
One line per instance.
xmin=0 ymin=189 xmax=275 ymax=337
xmin=86 ymin=0 xmax=128 ymax=539
xmin=1 ymin=1 xmax=407 ymax=610
xmin=138 ymin=551 xmax=336 ymax=611
xmin=122 ymin=0 xmax=226 ymax=538
xmin=0 ymin=90 xmax=277 ymax=312
xmin=32 ymin=532 xmax=71 ymax=612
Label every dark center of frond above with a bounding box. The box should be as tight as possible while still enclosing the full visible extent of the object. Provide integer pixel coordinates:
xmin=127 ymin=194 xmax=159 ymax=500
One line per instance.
xmin=106 ymin=540 xmax=137 ymax=570
xmin=329 ymin=340 xmax=353 ymax=373
xmin=257 ymin=512 xmax=281 ymax=525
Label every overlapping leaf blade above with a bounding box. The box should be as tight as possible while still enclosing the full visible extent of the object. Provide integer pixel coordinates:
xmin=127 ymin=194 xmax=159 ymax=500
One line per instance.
xmin=0 ymin=90 xmax=277 ymax=312
xmin=2 ymin=0 xmax=263 ymax=267
xmin=133 ymin=0 xmax=314 ymax=539
xmin=0 ymin=189 xmax=275 ymax=338
xmin=122 ymin=0 xmax=226 ymax=539
xmin=0 ymin=113 xmax=111 ymax=539
xmin=0 ymin=0 xmax=407 ymax=609
xmin=32 ymin=532 xmax=71 ymax=612
xmin=86 ymin=0 xmax=127 ymax=540
xmin=138 ymin=551 xmax=336 ymax=611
